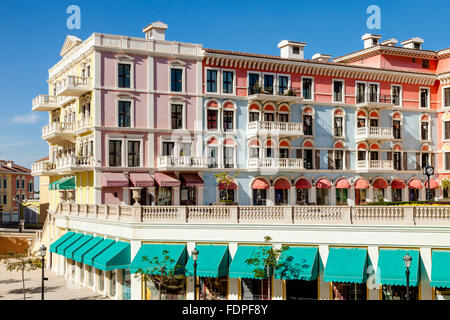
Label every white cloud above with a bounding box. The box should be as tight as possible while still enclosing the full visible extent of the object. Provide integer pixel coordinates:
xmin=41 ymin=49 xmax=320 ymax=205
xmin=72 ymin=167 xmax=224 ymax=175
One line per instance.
xmin=11 ymin=113 xmax=41 ymax=124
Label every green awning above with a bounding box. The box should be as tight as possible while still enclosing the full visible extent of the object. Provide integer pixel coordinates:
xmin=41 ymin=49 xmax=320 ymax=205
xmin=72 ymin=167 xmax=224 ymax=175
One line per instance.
xmin=376 ymin=249 xmax=420 ymax=287
xmin=324 ymin=247 xmax=368 ymax=284
xmin=275 ymin=246 xmax=319 ymax=281
xmin=185 ymin=245 xmax=230 ymax=278
xmin=55 ymin=233 xmax=83 ymax=256
xmin=73 ymin=236 xmax=104 ymax=263
xmin=129 ymin=244 xmax=187 ymax=275
xmin=93 ymin=241 xmax=131 ymax=271
xmin=229 ymin=245 xmax=271 ymax=279
xmin=49 ymin=176 xmax=75 ymax=190
xmin=83 ymin=238 xmax=115 ymax=267
xmin=49 ymin=232 xmax=75 ymax=253
xmin=431 ymin=250 xmax=450 ymax=288
xmin=64 ymin=235 xmax=93 ymax=260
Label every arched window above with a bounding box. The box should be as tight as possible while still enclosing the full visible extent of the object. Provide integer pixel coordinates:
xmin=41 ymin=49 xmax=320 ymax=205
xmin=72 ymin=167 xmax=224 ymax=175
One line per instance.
xmin=392 ymin=112 xmax=403 ymax=140
xmin=206 ymin=99 xmax=220 ymax=131
xmin=333 ymin=108 xmax=345 ymax=138
xmin=369 ymin=110 xmax=379 ymax=127
xmin=274 ymin=177 xmax=291 ymax=205
xmin=420 ymin=114 xmax=431 ymax=141
xmin=392 ymin=144 xmax=403 ymax=171
xmin=295 ymin=177 xmax=311 ymax=205
xmin=356 ymin=110 xmax=367 ymax=128
xmin=302 ymin=106 xmax=314 ymax=136
xmin=16 ymin=176 xmax=20 ymax=189
xmin=277 ymin=104 xmax=290 ymax=122
xmin=248 ymin=138 xmax=260 ymax=158
xmin=263 ymin=103 xmax=276 ymax=122
xmin=251 ymin=177 xmax=270 ymax=206
xmin=223 ymin=137 xmax=236 ymax=168
xmin=264 ymin=138 xmax=275 ymax=158
xmin=222 ymin=100 xmax=236 ymax=131
xmin=279 ymin=139 xmax=290 ymax=159
xmin=420 ymin=144 xmax=433 ymax=169
xmin=331 ymin=141 xmax=345 ymax=170
xmin=302 ymin=140 xmax=314 ymax=169
xmin=21 ymin=176 xmax=25 ymax=190
xmin=248 ymin=102 xmax=261 ymax=122
xmin=369 ymin=143 xmax=380 ymax=161
xmin=206 ymin=136 xmax=219 ymax=168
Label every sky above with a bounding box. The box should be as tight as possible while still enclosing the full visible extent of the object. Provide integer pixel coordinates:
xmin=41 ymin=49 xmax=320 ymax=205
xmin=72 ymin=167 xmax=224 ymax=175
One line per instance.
xmin=0 ymin=0 xmax=448 ymax=170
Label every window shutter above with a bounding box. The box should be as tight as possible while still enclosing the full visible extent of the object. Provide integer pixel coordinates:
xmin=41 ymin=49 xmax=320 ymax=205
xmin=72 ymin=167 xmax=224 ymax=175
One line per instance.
xmin=328 ymin=150 xmax=334 ymax=170
xmin=403 ymin=152 xmax=408 ymax=170
xmin=431 ymin=153 xmax=435 ymax=167
xmin=315 ymin=150 xmax=320 ymax=169
xmin=387 ymin=152 xmax=392 ymax=161
xmin=415 ymin=153 xmax=421 ymax=170
xmin=345 ymin=151 xmax=350 ymax=170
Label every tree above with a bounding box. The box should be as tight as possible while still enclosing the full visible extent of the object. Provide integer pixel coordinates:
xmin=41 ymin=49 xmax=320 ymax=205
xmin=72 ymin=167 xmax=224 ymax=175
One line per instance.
xmin=441 ymin=178 xmax=450 ymax=198
xmin=1 ymin=252 xmax=42 ymax=300
xmin=245 ymin=236 xmax=289 ymax=300
xmin=214 ymin=172 xmax=239 ymax=202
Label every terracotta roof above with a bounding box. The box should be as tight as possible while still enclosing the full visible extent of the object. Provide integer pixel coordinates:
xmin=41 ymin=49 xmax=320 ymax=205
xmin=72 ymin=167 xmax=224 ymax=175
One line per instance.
xmin=0 ymin=160 xmax=31 ymax=174
xmin=35 ymin=156 xmax=49 ymax=163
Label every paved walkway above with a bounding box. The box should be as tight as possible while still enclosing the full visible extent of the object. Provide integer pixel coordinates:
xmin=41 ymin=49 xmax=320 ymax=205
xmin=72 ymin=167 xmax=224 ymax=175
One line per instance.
xmin=0 ymin=263 xmax=110 ymax=300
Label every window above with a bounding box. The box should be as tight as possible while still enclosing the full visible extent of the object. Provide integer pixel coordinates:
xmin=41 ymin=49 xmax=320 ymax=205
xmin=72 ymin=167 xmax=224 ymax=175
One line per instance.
xmin=303 ymin=115 xmax=313 ymax=136
xmin=368 ymin=84 xmax=378 ymax=102
xmin=334 ymin=117 xmax=343 ymax=137
xmin=156 ymin=187 xmax=173 ymax=206
xmin=28 ymin=182 xmax=33 ymax=193
xmin=382 ymin=285 xmax=418 ymax=300
xmin=278 ymin=76 xmax=289 ymax=94
xmin=444 ymin=88 xmax=450 ymax=107
xmin=293 ymin=46 xmax=300 ymax=54
xmin=334 ymin=150 xmax=343 ymax=170
xmin=223 ymin=71 xmax=234 ymax=94
xmin=109 ymin=140 xmax=122 ymax=166
xmin=171 ymin=104 xmax=183 ymax=129
xmin=303 ymin=149 xmax=313 ymax=169
xmin=249 ymin=148 xmax=259 ymax=158
xmin=420 ymin=88 xmax=429 ymax=108
xmin=279 ymin=148 xmax=289 ymax=159
xmin=171 ymin=68 xmax=183 ymax=92
xmin=317 ymin=188 xmax=330 ymax=205
xmin=336 ymin=188 xmax=348 ymax=205
xmin=392 ymin=86 xmax=401 ymax=106
xmin=16 ymin=178 xmax=19 ymax=189
xmin=392 ymin=189 xmax=402 ymax=202
xmin=446 ymin=153 xmax=450 ymax=171
xmin=263 ymin=75 xmax=274 ymax=94
xmin=333 ymin=283 xmax=367 ymax=300
xmin=118 ymin=63 xmax=131 ymax=88
xmin=207 ymin=110 xmax=218 ymax=130
xmin=179 ymin=142 xmax=191 ymax=156
xmin=223 ymin=111 xmax=234 ymax=131
xmin=358 ymin=150 xmax=366 ymax=161
xmin=421 ymin=153 xmax=429 ymax=169
xmin=249 ymin=112 xmax=259 ymax=122
xmin=219 ymin=189 xmax=234 ymax=203
xmin=421 ymin=121 xmax=429 ymax=140
xmin=264 ymin=113 xmax=274 ymax=122
xmin=241 ymin=278 xmax=268 ymax=300
xmin=2 ymin=194 xmax=6 ymax=205
xmin=279 ymin=113 xmax=288 ymax=123
xmin=198 ymin=276 xmax=228 ymax=300
xmin=249 ymin=73 xmax=259 ymax=94
xmin=356 ymin=83 xmax=366 ymax=103
xmin=118 ymin=101 xmax=131 ymax=127
xmin=252 ymin=189 xmax=267 ymax=206
xmin=21 ymin=178 xmax=25 ymax=189
xmin=127 ymin=141 xmax=140 ymax=167
xmin=302 ymin=78 xmax=313 ymax=100
xmin=296 ymin=189 xmax=309 ymax=205
xmin=445 ymin=121 xmax=450 ymax=140
xmin=162 ymin=142 xmax=174 ymax=156
xmin=275 ymin=189 xmax=289 ymax=205
xmin=265 ymin=147 xmax=274 ymax=158
xmin=206 ymin=70 xmax=217 ymax=92
xmin=223 ymin=147 xmax=234 ymax=168
xmin=2 ymin=178 xmax=6 ymax=189
xmin=207 ymin=146 xmax=218 ymax=168
xmin=333 ymin=81 xmax=343 ymax=102
xmin=393 ymin=152 xmax=402 ymax=170
xmin=393 ymin=120 xmax=401 ymax=139
xmin=422 ymin=59 xmax=429 ymax=68
xmin=370 ymin=151 xmax=378 ymax=160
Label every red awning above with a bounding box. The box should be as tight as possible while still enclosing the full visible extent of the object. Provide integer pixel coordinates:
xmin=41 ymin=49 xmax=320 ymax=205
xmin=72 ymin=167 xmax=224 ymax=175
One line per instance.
xmin=391 ymin=179 xmax=406 ymax=189
xmin=129 ymin=172 xmax=154 ymax=187
xmin=316 ymin=178 xmax=331 ymax=189
xmin=101 ymin=172 xmax=129 ymax=187
xmin=373 ymin=178 xmax=388 ymax=189
xmin=354 ymin=179 xmax=369 ymax=189
xmin=154 ymin=172 xmax=181 ymax=187
xmin=335 ymin=178 xmax=351 ymax=189
xmin=252 ymin=178 xmax=270 ymax=189
xmin=274 ymin=179 xmax=290 ymax=190
xmin=425 ymin=179 xmax=439 ymax=189
xmin=295 ymin=179 xmax=311 ymax=189
xmin=219 ymin=181 xmax=237 ymax=189
xmin=408 ymin=179 xmax=423 ymax=189
xmin=180 ymin=173 xmax=204 ymax=187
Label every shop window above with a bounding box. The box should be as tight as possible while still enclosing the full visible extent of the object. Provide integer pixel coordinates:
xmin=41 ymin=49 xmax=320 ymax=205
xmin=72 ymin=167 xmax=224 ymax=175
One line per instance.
xmin=87 ymin=266 xmax=94 ymax=287
xmin=219 ymin=189 xmax=235 ymax=202
xmin=275 ymin=189 xmax=289 ymax=205
xmin=374 ymin=188 xmax=385 ymax=202
xmin=355 ymin=189 xmax=367 ymax=205
xmin=332 ymin=283 xmax=367 ymax=300
xmin=123 ymin=270 xmax=131 ymax=300
xmin=110 ymin=270 xmax=116 ymax=297
xmin=253 ymin=189 xmax=267 ymax=206
xmin=392 ymin=189 xmax=402 ymax=202
xmin=409 ymin=189 xmax=419 ymax=201
xmin=336 ymin=189 xmax=348 ymax=205
xmin=156 ymin=187 xmax=172 ymax=206
xmin=382 ymin=285 xmax=418 ymax=300
xmin=286 ymin=279 xmax=318 ymax=300
xmin=199 ymin=276 xmax=228 ymax=300
xmin=180 ymin=185 xmax=196 ymax=205
xmin=241 ymin=278 xmax=269 ymax=300
xmin=296 ymin=189 xmax=309 ymax=205
xmin=144 ymin=275 xmax=186 ymax=300
xmin=435 ymin=288 xmax=450 ymax=300
xmin=316 ymin=189 xmax=330 ymax=205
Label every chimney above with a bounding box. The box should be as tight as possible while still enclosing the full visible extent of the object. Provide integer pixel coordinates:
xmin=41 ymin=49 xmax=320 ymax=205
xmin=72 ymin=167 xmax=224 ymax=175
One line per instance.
xmin=362 ymin=33 xmax=382 ymax=49
xmin=312 ymin=53 xmax=331 ymax=62
xmin=381 ymin=38 xmax=398 ymax=47
xmin=143 ymin=21 xmax=168 ymax=40
xmin=401 ymin=37 xmax=424 ymax=50
xmin=5 ymin=161 xmax=13 ymax=168
xmin=278 ymin=40 xmax=306 ymax=60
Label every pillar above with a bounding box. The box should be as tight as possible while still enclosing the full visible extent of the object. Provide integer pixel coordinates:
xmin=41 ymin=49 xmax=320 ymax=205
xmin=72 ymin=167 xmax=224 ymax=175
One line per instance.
xmin=386 ymin=186 xmax=392 ymax=202
xmin=130 ymin=240 xmax=142 ymax=300
xmin=330 ymin=186 xmax=336 ymax=205
xmin=228 ymin=278 xmax=239 ymax=300
xmin=420 ymin=188 xmax=426 ymax=201
xmin=367 ymin=186 xmax=374 ymax=203
xmin=420 ymin=247 xmax=432 ymax=300
xmin=197 ymin=186 xmax=204 ymax=205
xmin=105 ymin=271 xmax=112 ymax=298
xmin=186 ymin=241 xmax=196 ymax=300
xmin=117 ymin=268 xmax=123 ymax=300
xmin=310 ymin=186 xmax=317 ymax=205
xmin=403 ymin=187 xmax=409 ymax=202
xmin=348 ymin=186 xmax=355 ymax=206
xmin=173 ymin=186 xmax=180 ymax=205
xmin=148 ymin=187 xmax=156 ymax=205
xmin=318 ymin=245 xmax=330 ymax=300
xmin=272 ymin=243 xmax=283 ymax=300
xmin=290 ymin=187 xmax=296 ymax=206
xmin=367 ymin=246 xmax=380 ymax=300
xmin=268 ymin=187 xmax=275 ymax=206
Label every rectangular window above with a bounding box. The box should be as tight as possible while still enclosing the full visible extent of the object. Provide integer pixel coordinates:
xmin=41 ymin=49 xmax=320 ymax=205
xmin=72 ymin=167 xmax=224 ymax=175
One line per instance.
xmin=249 ymin=73 xmax=259 ymax=95
xmin=445 ymin=121 xmax=450 ymax=140
xmin=207 ymin=110 xmax=218 ymax=130
xmin=263 ymin=75 xmax=274 ymax=94
xmin=356 ymin=83 xmax=366 ymax=103
xmin=421 ymin=153 xmax=429 ymax=169
xmin=303 ymin=115 xmax=313 ymax=135
xmin=171 ymin=104 xmax=183 ymax=129
xmin=333 ymin=81 xmax=343 ymax=102
xmin=334 ymin=117 xmax=343 ymax=137
xmin=179 ymin=142 xmax=191 ymax=156
xmin=278 ymin=76 xmax=288 ymax=95
xmin=420 ymin=88 xmax=429 ymax=108
xmin=16 ymin=179 xmax=19 ymax=189
xmin=393 ymin=152 xmax=402 ymax=170
xmin=335 ymin=150 xmax=343 ymax=170
xmin=249 ymin=148 xmax=259 ymax=158
xmin=393 ymin=120 xmax=401 ymax=139
xmin=118 ymin=63 xmax=131 ymax=88
xmin=171 ymin=68 xmax=183 ymax=92
xmin=279 ymin=148 xmax=289 ymax=159
xmin=206 ymin=70 xmax=217 ymax=93
xmin=304 ymin=149 xmax=313 ymax=169
xmin=265 ymin=148 xmax=274 ymax=158
xmin=223 ymin=111 xmax=234 ymax=131
xmin=264 ymin=113 xmax=274 ymax=122
xmin=421 ymin=122 xmax=429 ymax=140
xmin=118 ymin=101 xmax=131 ymax=127
xmin=358 ymin=150 xmax=366 ymax=161
xmin=3 ymin=179 xmax=6 ymax=189
xmin=392 ymin=86 xmax=401 ymax=106
xmin=223 ymin=147 xmax=234 ymax=168
xmin=162 ymin=142 xmax=174 ymax=156
xmin=2 ymin=194 xmax=6 ymax=205
xmin=422 ymin=59 xmax=429 ymax=68
xmin=278 ymin=113 xmax=288 ymax=123
xmin=127 ymin=141 xmax=140 ymax=167
xmin=21 ymin=179 xmax=25 ymax=189
xmin=444 ymin=88 xmax=450 ymax=107
xmin=223 ymin=71 xmax=234 ymax=94
xmin=368 ymin=84 xmax=378 ymax=102
xmin=207 ymin=146 xmax=218 ymax=168
xmin=109 ymin=140 xmax=122 ymax=167
xmin=446 ymin=153 xmax=450 ymax=171
xmin=249 ymin=112 xmax=259 ymax=122
xmin=302 ymin=78 xmax=312 ymax=100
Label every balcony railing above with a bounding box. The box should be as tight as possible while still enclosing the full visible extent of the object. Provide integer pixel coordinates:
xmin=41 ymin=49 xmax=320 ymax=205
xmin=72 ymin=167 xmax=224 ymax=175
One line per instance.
xmin=247 ymin=86 xmax=303 ymax=102
xmin=356 ymin=160 xmax=393 ymax=171
xmin=158 ymin=156 xmax=206 ymax=169
xmin=32 ymin=95 xmax=58 ymax=111
xmin=31 ymin=160 xmax=55 ymax=176
xmin=248 ymin=157 xmax=304 ymax=169
xmin=247 ymin=121 xmax=303 ymax=136
xmin=57 ymin=203 xmax=450 ymax=226
xmin=355 ymin=127 xmax=394 ymax=141
xmin=55 ymin=76 xmax=92 ymax=97
xmin=356 ymin=93 xmax=392 ymax=107
xmin=76 ymin=117 xmax=93 ymax=132
xmin=54 ymin=155 xmax=94 ymax=171
xmin=41 ymin=122 xmax=76 ymax=144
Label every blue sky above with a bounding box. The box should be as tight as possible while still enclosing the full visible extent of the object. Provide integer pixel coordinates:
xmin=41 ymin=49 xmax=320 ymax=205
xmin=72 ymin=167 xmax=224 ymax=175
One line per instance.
xmin=0 ymin=0 xmax=448 ymax=169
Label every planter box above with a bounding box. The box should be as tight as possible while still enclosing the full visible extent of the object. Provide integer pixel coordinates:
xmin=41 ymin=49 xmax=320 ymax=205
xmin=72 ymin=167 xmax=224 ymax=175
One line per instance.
xmin=213 ymin=202 xmax=238 ymax=206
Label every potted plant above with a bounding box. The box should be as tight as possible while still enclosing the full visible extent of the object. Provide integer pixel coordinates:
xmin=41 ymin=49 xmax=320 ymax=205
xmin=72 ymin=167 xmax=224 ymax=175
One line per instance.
xmin=214 ymin=172 xmax=239 ymax=205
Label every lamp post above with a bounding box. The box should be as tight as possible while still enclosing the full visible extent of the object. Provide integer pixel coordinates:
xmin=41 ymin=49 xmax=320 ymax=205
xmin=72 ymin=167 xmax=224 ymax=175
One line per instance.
xmin=13 ymin=197 xmax=24 ymax=232
xmin=403 ymin=253 xmax=412 ymax=300
xmin=423 ymin=165 xmax=434 ymax=201
xmin=39 ymin=244 xmax=47 ymax=300
xmin=192 ymin=248 xmax=199 ymax=300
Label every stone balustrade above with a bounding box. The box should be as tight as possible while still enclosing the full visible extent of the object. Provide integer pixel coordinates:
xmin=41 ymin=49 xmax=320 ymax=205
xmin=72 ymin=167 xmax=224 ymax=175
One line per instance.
xmin=158 ymin=156 xmax=206 ymax=169
xmin=355 ymin=126 xmax=394 ymax=141
xmin=247 ymin=121 xmax=303 ymax=136
xmin=248 ymin=157 xmax=304 ymax=169
xmin=42 ymin=121 xmax=75 ymax=137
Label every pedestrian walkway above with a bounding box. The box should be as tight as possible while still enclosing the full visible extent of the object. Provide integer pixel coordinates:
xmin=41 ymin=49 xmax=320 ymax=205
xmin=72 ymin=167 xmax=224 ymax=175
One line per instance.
xmin=0 ymin=263 xmax=110 ymax=300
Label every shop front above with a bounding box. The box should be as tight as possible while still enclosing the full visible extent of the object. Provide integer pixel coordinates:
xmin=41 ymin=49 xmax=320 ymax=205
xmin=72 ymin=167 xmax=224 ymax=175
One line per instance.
xmin=219 ymin=179 xmax=237 ymax=203
xmin=373 ymin=178 xmax=387 ymax=202
xmin=391 ymin=179 xmax=405 ymax=202
xmin=335 ymin=178 xmax=350 ymax=205
xmin=154 ymin=172 xmax=181 ymax=205
xmin=180 ymin=173 xmax=204 ymax=205
xmin=425 ymin=179 xmax=439 ymax=200
xmin=315 ymin=178 xmax=331 ymax=205
xmin=295 ymin=178 xmax=310 ymax=205
xmin=274 ymin=178 xmax=290 ymax=205
xmin=251 ymin=178 xmax=269 ymax=206
xmin=408 ymin=179 xmax=423 ymax=201
xmin=354 ymin=179 xmax=369 ymax=205
xmin=431 ymin=250 xmax=450 ymax=300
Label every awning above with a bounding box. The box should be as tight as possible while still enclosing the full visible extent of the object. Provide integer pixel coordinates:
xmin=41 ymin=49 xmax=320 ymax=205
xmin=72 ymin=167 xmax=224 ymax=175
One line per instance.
xmin=129 ymin=243 xmax=187 ymax=275
xmin=251 ymin=178 xmax=269 ymax=189
xmin=49 ymin=176 xmax=75 ymax=190
xmin=274 ymin=179 xmax=290 ymax=190
xmin=185 ymin=245 xmax=230 ymax=278
xmin=408 ymin=179 xmax=423 ymax=189
xmin=102 ymin=172 xmax=129 ymax=187
xmin=431 ymin=250 xmax=450 ymax=288
xmin=73 ymin=236 xmax=104 ymax=263
xmin=83 ymin=238 xmax=115 ymax=267
xmin=295 ymin=179 xmax=311 ymax=189
xmin=130 ymin=172 xmax=154 ymax=187
xmin=154 ymin=172 xmax=181 ymax=187
xmin=219 ymin=181 xmax=237 ymax=189
xmin=275 ymin=246 xmax=319 ymax=281
xmin=55 ymin=233 xmax=83 ymax=256
xmin=229 ymin=245 xmax=270 ymax=279
xmin=316 ymin=178 xmax=331 ymax=189
xmin=391 ymin=179 xmax=406 ymax=189
xmin=376 ymin=249 xmax=420 ymax=286
xmin=64 ymin=235 xmax=93 ymax=260
xmin=93 ymin=241 xmax=131 ymax=271
xmin=324 ymin=247 xmax=368 ymax=284
xmin=373 ymin=178 xmax=388 ymax=189
xmin=425 ymin=179 xmax=439 ymax=189
xmin=180 ymin=173 xmax=204 ymax=187
xmin=49 ymin=232 xmax=75 ymax=253
xmin=354 ymin=179 xmax=369 ymax=189
xmin=335 ymin=179 xmax=350 ymax=189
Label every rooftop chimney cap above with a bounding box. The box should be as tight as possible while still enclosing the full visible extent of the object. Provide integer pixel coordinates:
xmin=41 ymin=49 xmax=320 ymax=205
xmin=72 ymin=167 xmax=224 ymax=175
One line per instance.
xmin=143 ymin=21 xmax=168 ymax=40
xmin=142 ymin=21 xmax=168 ymax=33
xmin=312 ymin=53 xmax=332 ymax=62
xmin=278 ymin=40 xmax=306 ymax=60
xmin=362 ymin=33 xmax=382 ymax=49
xmin=381 ymin=38 xmax=398 ymax=46
xmin=361 ymin=33 xmax=382 ymax=41
xmin=278 ymin=40 xmax=306 ymax=49
xmin=401 ymin=37 xmax=424 ymax=49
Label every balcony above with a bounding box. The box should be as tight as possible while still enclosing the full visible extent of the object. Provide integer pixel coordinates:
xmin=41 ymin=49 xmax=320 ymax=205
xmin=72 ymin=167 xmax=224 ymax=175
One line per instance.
xmin=75 ymin=117 xmax=93 ymax=134
xmin=54 ymin=155 xmax=94 ymax=173
xmin=356 ymin=160 xmax=393 ymax=172
xmin=158 ymin=156 xmax=207 ymax=170
xmin=41 ymin=122 xmax=75 ymax=145
xmin=248 ymin=158 xmax=304 ymax=170
xmin=356 ymin=93 xmax=393 ymax=109
xmin=247 ymin=86 xmax=304 ymax=103
xmin=355 ymin=127 xmax=394 ymax=142
xmin=247 ymin=121 xmax=303 ymax=137
xmin=32 ymin=95 xmax=58 ymax=112
xmin=55 ymin=76 xmax=92 ymax=97
xmin=31 ymin=160 xmax=55 ymax=176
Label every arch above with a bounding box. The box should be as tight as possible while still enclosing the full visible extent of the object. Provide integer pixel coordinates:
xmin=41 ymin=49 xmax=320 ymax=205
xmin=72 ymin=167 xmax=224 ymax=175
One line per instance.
xmin=223 ymin=100 xmax=236 ymax=109
xmin=354 ymin=177 xmax=370 ymax=189
xmin=223 ymin=137 xmax=236 ymax=145
xmin=333 ymin=107 xmax=345 ymax=116
xmin=264 ymin=138 xmax=275 ymax=147
xmin=278 ymin=103 xmax=290 ymax=113
xmin=251 ymin=177 xmax=270 ymax=189
xmin=218 ymin=177 xmax=237 ymax=190
xmin=249 ymin=102 xmax=262 ymax=111
xmin=334 ymin=140 xmax=345 ymax=149
xmin=303 ymin=139 xmax=314 ymax=148
xmin=279 ymin=139 xmax=290 ymax=147
xmin=273 ymin=177 xmax=291 ymax=189
xmin=357 ymin=110 xmax=367 ymax=118
xmin=408 ymin=178 xmax=423 ymax=189
xmin=392 ymin=111 xmax=403 ymax=120
xmin=391 ymin=178 xmax=406 ymax=189
xmin=206 ymin=136 xmax=219 ymax=145
xmin=206 ymin=99 xmax=219 ymax=109
xmin=263 ymin=102 xmax=276 ymax=112
xmin=357 ymin=142 xmax=368 ymax=150
xmin=369 ymin=110 xmax=379 ymax=118
xmin=369 ymin=142 xmax=380 ymax=150
xmin=393 ymin=143 xmax=402 ymax=151
xmin=420 ymin=114 xmax=430 ymax=122
xmin=295 ymin=176 xmax=312 ymax=189
xmin=248 ymin=138 xmax=260 ymax=147
xmin=373 ymin=177 xmax=388 ymax=189
xmin=335 ymin=177 xmax=351 ymax=189
xmin=421 ymin=144 xmax=431 ymax=152
xmin=315 ymin=177 xmax=331 ymax=189
xmin=302 ymin=105 xmax=315 ymax=115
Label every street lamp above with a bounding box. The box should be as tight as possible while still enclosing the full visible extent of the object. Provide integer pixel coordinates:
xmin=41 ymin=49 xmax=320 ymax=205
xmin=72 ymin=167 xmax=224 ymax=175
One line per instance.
xmin=423 ymin=165 xmax=434 ymax=201
xmin=13 ymin=197 xmax=24 ymax=233
xmin=192 ymin=248 xmax=199 ymax=300
xmin=39 ymin=244 xmax=47 ymax=300
xmin=403 ymin=253 xmax=412 ymax=300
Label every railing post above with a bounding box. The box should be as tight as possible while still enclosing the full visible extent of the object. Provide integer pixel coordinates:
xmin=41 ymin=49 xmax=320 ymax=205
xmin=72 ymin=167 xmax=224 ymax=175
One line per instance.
xmin=282 ymin=206 xmax=293 ymax=224
xmin=404 ymin=206 xmax=415 ymax=225
xmin=178 ymin=207 xmax=187 ymax=223
xmin=229 ymin=206 xmax=238 ymax=223
xmin=342 ymin=206 xmax=352 ymax=224
xmin=132 ymin=206 xmax=142 ymax=222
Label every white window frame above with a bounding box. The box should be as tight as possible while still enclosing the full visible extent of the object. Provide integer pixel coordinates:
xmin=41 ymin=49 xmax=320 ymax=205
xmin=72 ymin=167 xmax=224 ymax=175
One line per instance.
xmin=161 ymin=138 xmax=177 ymax=157
xmin=332 ymin=79 xmax=345 ymax=103
xmin=367 ymin=82 xmax=380 ymax=102
xmin=247 ymin=71 xmax=262 ymax=94
xmin=301 ymin=76 xmax=315 ymax=101
xmin=420 ymin=115 xmax=431 ymax=142
xmin=332 ymin=108 xmax=345 ymax=138
xmin=205 ymin=100 xmax=220 ymax=132
xmin=169 ymin=60 xmax=186 ymax=94
xmin=106 ymin=136 xmax=125 ymax=167
xmin=221 ymin=69 xmax=236 ymax=95
xmin=445 ymin=152 xmax=450 ymax=171
xmin=116 ymin=98 xmax=134 ymax=128
xmin=115 ymin=55 xmax=134 ymax=90
xmin=355 ymin=81 xmax=367 ymax=103
xmin=169 ymin=101 xmax=186 ymax=130
xmin=276 ymin=74 xmax=291 ymax=95
xmin=125 ymin=138 xmax=143 ymax=168
xmin=442 ymin=86 xmax=450 ymax=109
xmin=262 ymin=72 xmax=277 ymax=94
xmin=222 ymin=100 xmax=237 ymax=132
xmin=223 ymin=144 xmax=236 ymax=169
xmin=391 ymin=113 xmax=403 ymax=142
xmin=391 ymin=84 xmax=403 ymax=107
xmin=205 ymin=67 xmax=220 ymax=93
xmin=419 ymin=87 xmax=430 ymax=109
xmin=302 ymin=106 xmax=315 ymax=137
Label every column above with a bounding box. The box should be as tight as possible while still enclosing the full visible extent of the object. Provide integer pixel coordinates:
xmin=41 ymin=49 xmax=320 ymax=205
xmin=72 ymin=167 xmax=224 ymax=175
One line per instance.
xmin=403 ymin=187 xmax=409 ymax=202
xmin=123 ymin=187 xmax=130 ymax=205
xmin=130 ymin=240 xmax=142 ymax=300
xmin=228 ymin=242 xmax=239 ymax=300
xmin=310 ymin=186 xmax=317 ymax=205
xmin=330 ymin=186 xmax=336 ymax=205
xmin=173 ymin=186 xmax=180 ymax=205
xmin=197 ymin=186 xmax=204 ymax=205
xmin=420 ymin=247 xmax=432 ymax=300
xmin=367 ymin=186 xmax=374 ymax=203
xmin=268 ymin=187 xmax=275 ymax=206
xmin=117 ymin=269 xmax=123 ymax=300
xmin=386 ymin=186 xmax=392 ymax=202
xmin=290 ymin=187 xmax=296 ymax=206
xmin=105 ymin=271 xmax=112 ymax=298
xmin=348 ymin=186 xmax=355 ymax=206
xmin=419 ymin=188 xmax=426 ymax=201
xmin=272 ymin=243 xmax=283 ymax=300
xmin=186 ymin=241 xmax=196 ymax=300
xmin=367 ymin=246 xmax=380 ymax=300
xmin=148 ymin=187 xmax=156 ymax=205
xmin=318 ymin=245 xmax=330 ymax=300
